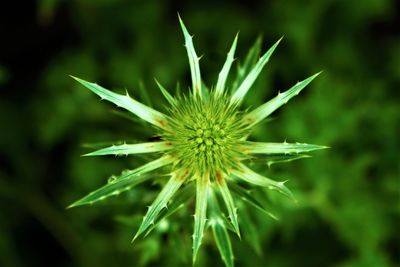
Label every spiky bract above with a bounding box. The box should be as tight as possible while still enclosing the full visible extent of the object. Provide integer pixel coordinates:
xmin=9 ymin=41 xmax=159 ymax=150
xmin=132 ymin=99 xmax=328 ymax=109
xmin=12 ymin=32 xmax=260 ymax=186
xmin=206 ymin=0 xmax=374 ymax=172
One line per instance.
xmin=69 ymin=16 xmax=327 ymax=267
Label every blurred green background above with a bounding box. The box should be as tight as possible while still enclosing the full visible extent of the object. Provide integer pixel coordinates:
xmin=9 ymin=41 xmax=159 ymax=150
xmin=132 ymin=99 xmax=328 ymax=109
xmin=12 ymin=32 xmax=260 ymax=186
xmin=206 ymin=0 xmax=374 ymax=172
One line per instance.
xmin=0 ymin=0 xmax=399 ymax=266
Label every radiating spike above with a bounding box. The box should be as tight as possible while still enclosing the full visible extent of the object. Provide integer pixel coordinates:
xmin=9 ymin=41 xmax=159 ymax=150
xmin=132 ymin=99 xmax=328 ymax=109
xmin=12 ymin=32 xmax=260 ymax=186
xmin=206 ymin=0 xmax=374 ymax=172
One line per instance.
xmin=216 ymin=33 xmax=238 ymax=96
xmin=216 ymin=173 xmax=240 ymax=237
xmin=68 ymin=175 xmax=149 ymax=208
xmin=231 ymin=36 xmax=262 ymax=91
xmin=128 ymin=155 xmax=174 ymax=176
xmin=154 ymin=79 xmax=177 ymax=106
xmin=68 ymin=156 xmax=174 ymax=208
xmin=178 ymin=15 xmax=202 ymax=97
xmin=242 ymin=141 xmax=328 ymax=154
xmin=192 ymin=172 xmax=210 ymax=263
xmin=231 ymin=163 xmax=295 ymax=201
xmin=243 ymin=72 xmax=321 ymax=125
xmin=70 ymin=76 xmax=169 ymax=129
xmin=211 ymin=217 xmax=234 ymax=267
xmin=133 ymin=171 xmax=188 ymax=241
xmin=144 ymin=183 xmax=195 ymax=237
xmin=208 ymin=188 xmax=234 ymax=267
xmin=229 ymin=182 xmax=278 ymax=221
xmin=237 ymin=203 xmax=262 ymax=255
xmin=230 ymin=37 xmax=282 ymax=105
xmin=83 ymin=141 xmax=172 ymax=157
xmin=266 ymin=154 xmax=312 ymax=167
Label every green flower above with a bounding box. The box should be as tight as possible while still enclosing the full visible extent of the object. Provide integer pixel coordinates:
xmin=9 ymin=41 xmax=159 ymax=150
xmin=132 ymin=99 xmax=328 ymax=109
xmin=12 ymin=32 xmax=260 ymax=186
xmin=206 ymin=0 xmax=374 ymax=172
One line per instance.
xmin=69 ymin=16 xmax=326 ymax=267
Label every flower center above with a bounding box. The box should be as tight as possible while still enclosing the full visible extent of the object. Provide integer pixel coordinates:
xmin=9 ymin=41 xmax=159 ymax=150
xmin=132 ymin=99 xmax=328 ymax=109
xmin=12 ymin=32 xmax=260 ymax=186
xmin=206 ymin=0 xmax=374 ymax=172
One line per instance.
xmin=163 ymin=93 xmax=249 ymax=175
xmin=193 ymin=122 xmax=225 ymax=151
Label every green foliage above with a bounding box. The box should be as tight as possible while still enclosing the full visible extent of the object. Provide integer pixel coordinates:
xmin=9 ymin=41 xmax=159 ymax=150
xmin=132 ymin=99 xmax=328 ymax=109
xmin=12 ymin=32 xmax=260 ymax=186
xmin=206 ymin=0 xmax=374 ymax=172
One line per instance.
xmin=209 ymin=190 xmax=234 ymax=267
xmin=2 ymin=1 xmax=398 ymax=267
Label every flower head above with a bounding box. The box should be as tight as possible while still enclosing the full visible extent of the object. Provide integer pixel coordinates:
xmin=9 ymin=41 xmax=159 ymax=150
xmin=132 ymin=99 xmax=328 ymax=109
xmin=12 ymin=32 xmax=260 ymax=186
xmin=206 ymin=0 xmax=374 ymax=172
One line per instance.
xmin=69 ymin=16 xmax=326 ymax=267
xmin=165 ymin=91 xmax=250 ymax=175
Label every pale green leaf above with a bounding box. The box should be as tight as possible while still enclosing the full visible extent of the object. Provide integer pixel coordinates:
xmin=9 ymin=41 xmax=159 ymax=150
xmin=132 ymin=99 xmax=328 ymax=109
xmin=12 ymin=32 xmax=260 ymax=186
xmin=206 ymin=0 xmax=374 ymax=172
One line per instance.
xmin=193 ymin=172 xmax=210 ymax=263
xmin=68 ymin=156 xmax=173 ymax=208
xmin=138 ymin=80 xmax=152 ymax=107
xmin=133 ymin=171 xmax=187 ymax=241
xmin=154 ymin=79 xmax=177 ymax=106
xmin=123 ymin=155 xmax=174 ymax=177
xmin=175 ymin=81 xmax=181 ymax=95
xmin=209 ymin=189 xmax=234 ymax=267
xmin=243 ymin=72 xmax=321 ymax=125
xmin=237 ymin=203 xmax=261 ymax=255
xmin=230 ymin=37 xmax=282 ymax=105
xmin=243 ymin=141 xmax=328 ymax=154
xmin=110 ymin=109 xmax=148 ymax=125
xmin=229 ymin=182 xmax=278 ymax=220
xmin=216 ymin=176 xmax=240 ymax=237
xmin=81 ymin=141 xmax=122 ymax=149
xmin=201 ymin=80 xmax=210 ymax=98
xmin=71 ymin=76 xmax=169 ymax=129
xmin=264 ymin=154 xmax=312 ymax=167
xmin=231 ymin=36 xmax=262 ymax=91
xmin=216 ymin=33 xmax=238 ymax=96
xmin=145 ymin=183 xmax=195 ymax=236
xmin=211 ymin=217 xmax=234 ymax=267
xmin=231 ymin=163 xmax=295 ymax=201
xmin=178 ymin=15 xmax=202 ymax=97
xmin=68 ymin=174 xmax=149 ymax=208
xmin=68 ymin=174 xmax=151 ymax=208
xmin=83 ymin=141 xmax=172 ymax=156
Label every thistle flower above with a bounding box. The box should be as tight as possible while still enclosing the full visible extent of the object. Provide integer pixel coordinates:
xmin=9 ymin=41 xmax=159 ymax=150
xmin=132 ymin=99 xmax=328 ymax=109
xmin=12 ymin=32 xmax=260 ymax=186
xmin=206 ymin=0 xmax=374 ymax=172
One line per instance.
xmin=69 ymin=17 xmax=326 ymax=267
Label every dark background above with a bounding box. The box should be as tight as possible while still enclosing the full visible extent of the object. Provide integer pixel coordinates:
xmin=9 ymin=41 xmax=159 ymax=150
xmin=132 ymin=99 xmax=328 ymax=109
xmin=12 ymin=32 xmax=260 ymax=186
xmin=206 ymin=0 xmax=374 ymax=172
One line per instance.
xmin=0 ymin=0 xmax=399 ymax=266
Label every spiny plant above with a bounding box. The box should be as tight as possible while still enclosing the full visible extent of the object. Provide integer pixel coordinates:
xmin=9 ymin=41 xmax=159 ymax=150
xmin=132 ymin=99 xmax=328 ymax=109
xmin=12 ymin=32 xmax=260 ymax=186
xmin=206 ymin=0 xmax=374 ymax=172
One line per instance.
xmin=69 ymin=16 xmax=326 ymax=267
